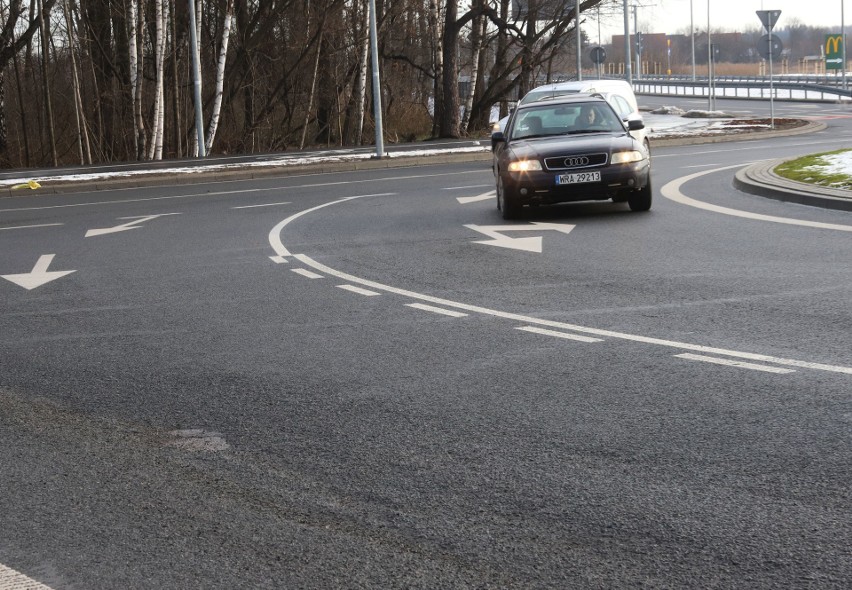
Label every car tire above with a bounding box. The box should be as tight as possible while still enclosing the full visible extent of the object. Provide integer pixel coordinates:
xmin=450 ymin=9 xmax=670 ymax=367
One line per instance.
xmin=497 ymin=175 xmax=521 ymax=219
xmin=628 ymin=179 xmax=652 ymax=212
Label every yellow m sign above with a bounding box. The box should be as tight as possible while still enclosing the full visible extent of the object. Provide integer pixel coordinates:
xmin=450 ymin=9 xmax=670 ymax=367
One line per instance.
xmin=825 ymin=34 xmax=844 ymax=69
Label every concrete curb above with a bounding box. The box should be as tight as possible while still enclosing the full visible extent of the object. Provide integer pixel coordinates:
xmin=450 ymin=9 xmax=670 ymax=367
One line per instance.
xmin=734 ymin=156 xmax=852 ymax=212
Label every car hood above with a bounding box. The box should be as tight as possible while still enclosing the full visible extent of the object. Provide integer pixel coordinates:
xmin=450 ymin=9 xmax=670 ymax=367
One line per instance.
xmin=507 ymin=133 xmax=639 ymax=159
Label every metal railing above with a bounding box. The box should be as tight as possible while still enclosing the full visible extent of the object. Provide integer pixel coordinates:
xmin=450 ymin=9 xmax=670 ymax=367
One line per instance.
xmin=633 ymin=76 xmax=852 ymax=101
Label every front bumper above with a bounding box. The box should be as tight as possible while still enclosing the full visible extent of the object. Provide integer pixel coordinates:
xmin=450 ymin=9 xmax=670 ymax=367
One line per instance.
xmin=502 ymin=160 xmax=651 ymax=204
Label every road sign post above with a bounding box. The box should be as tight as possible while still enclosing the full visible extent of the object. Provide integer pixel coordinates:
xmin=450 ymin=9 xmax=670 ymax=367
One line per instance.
xmin=756 ymin=10 xmax=782 ymax=129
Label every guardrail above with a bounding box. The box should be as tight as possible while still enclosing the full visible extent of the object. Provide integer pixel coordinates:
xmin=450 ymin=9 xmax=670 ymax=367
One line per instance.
xmin=633 ymin=77 xmax=852 ymax=101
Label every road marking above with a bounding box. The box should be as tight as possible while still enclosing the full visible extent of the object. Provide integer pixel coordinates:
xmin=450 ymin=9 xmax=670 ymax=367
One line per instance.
xmin=406 ymin=303 xmax=468 ymax=317
xmin=0 ymin=223 xmax=63 ymax=231
xmin=267 ymin=193 xmax=396 ymax=261
xmin=232 ymin=201 xmax=291 ymax=209
xmin=675 ymin=353 xmax=796 ymax=374
xmin=85 ymin=213 xmax=181 ymax=237
xmin=291 ymin=268 xmax=323 ymax=279
xmin=457 ymin=191 xmax=494 ymax=204
xmin=1 ymin=254 xmax=76 ymax=290
xmin=465 ymin=222 xmax=576 ymax=252
xmin=338 ymin=284 xmax=380 ymax=296
xmin=269 ymin=197 xmax=852 ymax=376
xmin=516 ymin=325 xmax=604 ymax=343
xmin=0 ymin=563 xmax=55 ymax=589
xmin=661 ymin=164 xmax=852 ymax=232
xmin=444 ymin=184 xmax=492 ymax=191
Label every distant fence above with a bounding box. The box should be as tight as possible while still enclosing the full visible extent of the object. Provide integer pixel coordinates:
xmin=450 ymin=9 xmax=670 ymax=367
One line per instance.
xmin=633 ymin=76 xmax=852 ymax=102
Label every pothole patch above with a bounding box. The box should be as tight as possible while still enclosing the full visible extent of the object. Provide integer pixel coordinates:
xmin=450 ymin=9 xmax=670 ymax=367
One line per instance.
xmin=166 ymin=429 xmax=230 ymax=452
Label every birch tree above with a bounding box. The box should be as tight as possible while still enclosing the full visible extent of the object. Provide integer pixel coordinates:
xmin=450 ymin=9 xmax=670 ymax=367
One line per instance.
xmin=205 ymin=0 xmax=234 ymax=154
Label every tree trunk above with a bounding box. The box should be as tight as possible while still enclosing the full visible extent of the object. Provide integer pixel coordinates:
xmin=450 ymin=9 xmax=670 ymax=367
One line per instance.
xmin=39 ymin=0 xmax=58 ymax=165
xmin=439 ymin=0 xmax=460 ymax=138
xmin=205 ymin=0 xmax=234 ymax=154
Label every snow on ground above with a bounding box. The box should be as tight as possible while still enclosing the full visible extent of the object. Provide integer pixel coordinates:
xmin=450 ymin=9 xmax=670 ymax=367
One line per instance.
xmin=801 ymin=150 xmax=852 ymax=178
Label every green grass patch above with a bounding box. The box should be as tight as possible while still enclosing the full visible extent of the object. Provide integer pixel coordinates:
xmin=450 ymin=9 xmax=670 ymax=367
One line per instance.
xmin=774 ymin=149 xmax=852 ymax=190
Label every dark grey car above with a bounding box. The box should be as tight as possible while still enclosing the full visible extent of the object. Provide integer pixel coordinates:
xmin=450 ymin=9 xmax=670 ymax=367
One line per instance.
xmin=491 ymin=94 xmax=652 ymax=219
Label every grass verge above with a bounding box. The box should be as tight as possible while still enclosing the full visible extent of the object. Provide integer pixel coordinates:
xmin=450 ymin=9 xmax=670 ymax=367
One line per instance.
xmin=774 ymin=149 xmax=852 ymax=190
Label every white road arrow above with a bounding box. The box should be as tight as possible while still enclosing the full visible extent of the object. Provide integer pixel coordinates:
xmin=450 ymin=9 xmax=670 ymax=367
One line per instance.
xmin=2 ymin=254 xmax=76 ymax=290
xmin=464 ymin=222 xmax=576 ymax=253
xmin=85 ymin=213 xmax=180 ymax=238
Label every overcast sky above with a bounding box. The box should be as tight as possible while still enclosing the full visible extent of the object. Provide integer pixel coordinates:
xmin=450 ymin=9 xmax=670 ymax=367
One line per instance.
xmin=589 ymin=0 xmax=847 ymax=43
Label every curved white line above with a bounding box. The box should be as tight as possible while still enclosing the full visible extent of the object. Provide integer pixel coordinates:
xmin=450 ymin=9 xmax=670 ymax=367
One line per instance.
xmin=270 ymin=196 xmax=852 ymax=376
xmin=660 ymin=164 xmax=852 ymax=232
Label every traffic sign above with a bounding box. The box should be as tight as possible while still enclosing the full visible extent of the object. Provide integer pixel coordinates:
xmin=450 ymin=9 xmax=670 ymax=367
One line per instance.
xmin=756 ymin=9 xmax=782 ymax=32
xmin=590 ymin=46 xmax=607 ymax=65
xmin=757 ymin=34 xmax=783 ymax=60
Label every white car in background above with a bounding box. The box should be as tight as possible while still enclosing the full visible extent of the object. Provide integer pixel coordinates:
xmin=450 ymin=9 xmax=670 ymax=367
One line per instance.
xmin=493 ymin=79 xmax=648 ymax=151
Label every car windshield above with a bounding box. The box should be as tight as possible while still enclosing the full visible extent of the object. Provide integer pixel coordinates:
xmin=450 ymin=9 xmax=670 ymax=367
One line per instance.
xmin=510 ymin=103 xmax=625 ymax=140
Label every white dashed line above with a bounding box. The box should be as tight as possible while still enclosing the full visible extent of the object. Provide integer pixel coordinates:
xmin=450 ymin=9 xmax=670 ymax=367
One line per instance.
xmin=456 ymin=191 xmax=495 ymax=204
xmin=675 ymin=353 xmax=796 ymax=374
xmin=291 ymin=268 xmax=323 ymax=279
xmin=232 ymin=201 xmax=291 ymax=209
xmin=0 ymin=563 xmax=55 ymax=590
xmin=0 ymin=223 xmax=63 ymax=231
xmin=338 ymin=284 xmax=380 ymax=296
xmin=406 ymin=303 xmax=468 ymax=318
xmin=516 ymin=325 xmax=604 ymax=343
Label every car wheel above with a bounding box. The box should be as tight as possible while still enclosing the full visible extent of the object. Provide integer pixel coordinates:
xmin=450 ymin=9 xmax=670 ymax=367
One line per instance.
xmin=497 ymin=175 xmax=521 ymax=219
xmin=628 ymin=179 xmax=652 ymax=212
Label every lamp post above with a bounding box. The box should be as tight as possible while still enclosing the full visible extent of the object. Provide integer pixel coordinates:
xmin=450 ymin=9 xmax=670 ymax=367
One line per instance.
xmin=368 ymin=0 xmax=384 ymax=158
xmin=690 ymin=0 xmax=696 ymax=80
xmin=706 ymin=2 xmax=711 ymax=109
xmin=840 ymin=0 xmax=846 ymax=90
xmin=623 ymin=0 xmax=632 ymax=82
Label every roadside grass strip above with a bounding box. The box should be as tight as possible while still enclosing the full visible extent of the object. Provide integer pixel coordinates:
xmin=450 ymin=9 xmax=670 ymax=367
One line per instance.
xmin=0 ymin=563 xmax=54 ymax=590
xmin=337 ymin=284 xmax=381 ymax=296
xmin=675 ymin=353 xmax=796 ymax=374
xmin=291 ymin=268 xmax=323 ymax=279
xmin=405 ymin=303 xmax=468 ymax=318
xmin=516 ymin=325 xmax=604 ymax=343
xmin=774 ymin=149 xmax=852 ymax=190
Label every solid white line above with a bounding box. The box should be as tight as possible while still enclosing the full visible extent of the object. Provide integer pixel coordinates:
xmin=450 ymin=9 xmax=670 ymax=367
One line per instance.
xmin=338 ymin=284 xmax=380 ymax=296
xmin=405 ymin=303 xmax=468 ymax=317
xmin=291 ymin=268 xmax=323 ymax=279
xmin=661 ymin=164 xmax=852 ymax=232
xmin=232 ymin=201 xmax=291 ymax=209
xmin=516 ymin=325 xmax=604 ymax=343
xmin=0 ymin=223 xmax=63 ymax=231
xmin=0 ymin=563 xmax=55 ymax=589
xmin=675 ymin=353 xmax=796 ymax=374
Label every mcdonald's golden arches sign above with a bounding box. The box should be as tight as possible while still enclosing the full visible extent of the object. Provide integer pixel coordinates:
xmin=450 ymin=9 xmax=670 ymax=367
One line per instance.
xmin=825 ymin=34 xmax=844 ymax=70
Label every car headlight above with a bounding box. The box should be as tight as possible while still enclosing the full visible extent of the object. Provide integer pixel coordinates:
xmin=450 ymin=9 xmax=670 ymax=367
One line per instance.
xmin=507 ymin=160 xmax=542 ymax=172
xmin=610 ymin=150 xmax=645 ymax=164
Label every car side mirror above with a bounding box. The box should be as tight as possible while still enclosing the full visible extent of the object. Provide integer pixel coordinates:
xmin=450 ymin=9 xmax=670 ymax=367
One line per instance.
xmin=491 ymin=131 xmax=506 ymax=152
xmin=627 ymin=119 xmax=645 ymax=131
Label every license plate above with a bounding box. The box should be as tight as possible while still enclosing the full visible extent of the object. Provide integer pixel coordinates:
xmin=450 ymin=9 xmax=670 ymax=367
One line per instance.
xmin=556 ymin=171 xmax=601 ymax=184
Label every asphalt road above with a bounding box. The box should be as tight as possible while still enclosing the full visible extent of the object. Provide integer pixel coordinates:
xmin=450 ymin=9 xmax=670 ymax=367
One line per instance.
xmin=1 ymin=97 xmax=850 ymax=589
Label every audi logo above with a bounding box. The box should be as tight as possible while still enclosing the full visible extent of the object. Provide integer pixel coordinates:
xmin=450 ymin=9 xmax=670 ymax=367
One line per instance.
xmin=563 ymin=156 xmax=590 ymax=167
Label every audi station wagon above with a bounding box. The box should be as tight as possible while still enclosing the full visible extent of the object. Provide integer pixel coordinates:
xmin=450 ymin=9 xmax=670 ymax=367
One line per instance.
xmin=491 ymin=94 xmax=652 ymax=219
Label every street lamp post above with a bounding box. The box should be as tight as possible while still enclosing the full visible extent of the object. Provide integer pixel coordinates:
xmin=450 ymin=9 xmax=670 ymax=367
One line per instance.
xmin=623 ymin=0 xmax=632 ymax=82
xmin=691 ymin=0 xmax=696 ymax=80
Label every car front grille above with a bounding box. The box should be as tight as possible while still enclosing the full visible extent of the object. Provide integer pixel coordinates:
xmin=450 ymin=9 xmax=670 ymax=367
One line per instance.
xmin=544 ymin=153 xmax=608 ymax=171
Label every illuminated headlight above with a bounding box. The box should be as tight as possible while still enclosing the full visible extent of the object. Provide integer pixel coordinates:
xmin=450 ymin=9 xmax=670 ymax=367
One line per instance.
xmin=508 ymin=160 xmax=542 ymax=172
xmin=610 ymin=150 xmax=645 ymax=164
